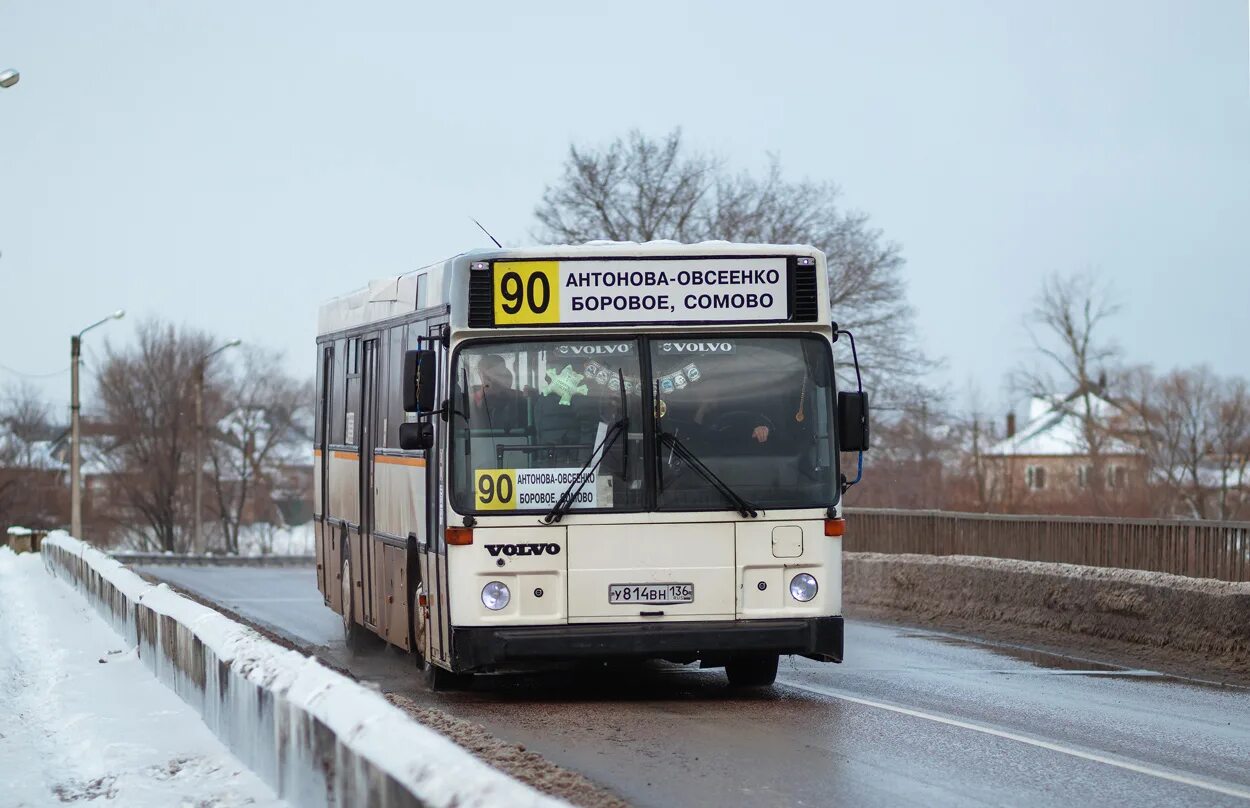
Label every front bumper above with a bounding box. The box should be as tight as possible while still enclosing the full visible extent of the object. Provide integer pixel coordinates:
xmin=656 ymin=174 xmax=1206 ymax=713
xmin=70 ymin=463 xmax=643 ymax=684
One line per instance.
xmin=450 ymin=615 xmax=843 ymax=671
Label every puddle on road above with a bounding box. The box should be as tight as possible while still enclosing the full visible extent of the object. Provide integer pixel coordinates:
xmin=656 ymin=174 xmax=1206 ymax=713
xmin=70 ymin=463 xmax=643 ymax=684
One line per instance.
xmin=897 ymin=633 xmax=1122 ymax=672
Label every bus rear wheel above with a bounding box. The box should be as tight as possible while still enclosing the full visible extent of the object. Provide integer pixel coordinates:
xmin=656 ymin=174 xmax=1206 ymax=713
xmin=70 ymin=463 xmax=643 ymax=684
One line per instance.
xmin=725 ymin=653 xmax=779 ymax=687
xmin=341 ymin=557 xmax=371 ymax=653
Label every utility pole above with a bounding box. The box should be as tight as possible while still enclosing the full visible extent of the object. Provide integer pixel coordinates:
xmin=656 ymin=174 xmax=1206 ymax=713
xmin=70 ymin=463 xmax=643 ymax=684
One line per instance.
xmin=70 ymin=335 xmax=81 ymax=537
xmin=70 ymin=310 xmax=125 ymax=538
xmin=194 ymin=339 xmax=241 ymax=553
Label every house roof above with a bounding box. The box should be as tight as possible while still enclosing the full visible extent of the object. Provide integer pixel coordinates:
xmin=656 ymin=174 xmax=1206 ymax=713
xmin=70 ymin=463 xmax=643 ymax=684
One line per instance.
xmin=987 ymin=389 xmax=1138 ymax=458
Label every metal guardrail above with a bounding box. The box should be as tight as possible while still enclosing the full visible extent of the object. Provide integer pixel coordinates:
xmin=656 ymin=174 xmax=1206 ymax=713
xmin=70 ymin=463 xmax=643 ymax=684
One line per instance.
xmin=111 ymin=552 xmax=314 ymax=567
xmin=843 ymin=508 xmax=1250 ymax=583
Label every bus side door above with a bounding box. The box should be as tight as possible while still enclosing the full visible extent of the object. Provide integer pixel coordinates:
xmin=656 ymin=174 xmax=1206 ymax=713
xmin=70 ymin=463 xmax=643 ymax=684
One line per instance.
xmin=419 ymin=321 xmax=450 ymax=665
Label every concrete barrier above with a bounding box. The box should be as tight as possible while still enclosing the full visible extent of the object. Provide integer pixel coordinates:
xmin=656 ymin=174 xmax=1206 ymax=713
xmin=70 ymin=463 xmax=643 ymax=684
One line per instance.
xmin=42 ymin=532 xmax=564 ymax=808
xmin=844 ymin=552 xmax=1250 ymax=669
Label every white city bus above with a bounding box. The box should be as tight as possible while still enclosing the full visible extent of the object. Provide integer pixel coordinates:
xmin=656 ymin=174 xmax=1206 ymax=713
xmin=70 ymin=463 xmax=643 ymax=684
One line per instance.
xmin=313 ymin=241 xmax=869 ymax=688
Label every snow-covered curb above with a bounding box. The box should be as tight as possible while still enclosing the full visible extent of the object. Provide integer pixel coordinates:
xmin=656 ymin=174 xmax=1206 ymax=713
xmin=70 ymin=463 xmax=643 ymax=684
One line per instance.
xmin=43 ymin=532 xmax=565 ymax=808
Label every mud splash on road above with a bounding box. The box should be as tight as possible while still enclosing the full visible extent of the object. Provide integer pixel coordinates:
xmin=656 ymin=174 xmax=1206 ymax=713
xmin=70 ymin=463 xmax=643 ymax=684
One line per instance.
xmin=385 ymin=693 xmax=630 ymax=808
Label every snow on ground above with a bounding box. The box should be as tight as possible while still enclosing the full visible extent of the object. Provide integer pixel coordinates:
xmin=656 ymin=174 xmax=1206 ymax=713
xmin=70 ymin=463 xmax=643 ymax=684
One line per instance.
xmin=0 ymin=547 xmax=287 ymax=808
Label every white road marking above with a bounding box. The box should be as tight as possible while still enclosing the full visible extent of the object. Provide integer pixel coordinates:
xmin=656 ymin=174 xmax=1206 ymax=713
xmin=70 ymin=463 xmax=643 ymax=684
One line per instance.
xmin=779 ymin=678 xmax=1250 ymax=801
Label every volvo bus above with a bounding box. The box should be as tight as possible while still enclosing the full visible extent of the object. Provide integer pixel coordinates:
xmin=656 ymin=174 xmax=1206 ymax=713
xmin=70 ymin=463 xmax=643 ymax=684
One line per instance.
xmin=313 ymin=241 xmax=869 ymax=688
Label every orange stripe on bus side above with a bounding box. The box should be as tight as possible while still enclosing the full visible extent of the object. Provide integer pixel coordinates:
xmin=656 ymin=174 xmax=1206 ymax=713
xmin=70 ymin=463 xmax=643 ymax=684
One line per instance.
xmin=374 ymin=455 xmax=427 ymax=468
xmin=331 ymin=450 xmax=358 ymax=460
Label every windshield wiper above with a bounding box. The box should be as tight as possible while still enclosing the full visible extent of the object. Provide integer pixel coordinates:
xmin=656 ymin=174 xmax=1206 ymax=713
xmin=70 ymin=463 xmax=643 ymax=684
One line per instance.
xmin=543 ymin=369 xmax=629 ymax=525
xmin=657 ymin=431 xmax=760 ymax=518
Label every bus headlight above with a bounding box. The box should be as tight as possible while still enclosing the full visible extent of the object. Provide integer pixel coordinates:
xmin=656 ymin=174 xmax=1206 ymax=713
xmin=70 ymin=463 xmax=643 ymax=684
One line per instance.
xmin=481 ymin=581 xmax=511 ymax=610
xmin=789 ymin=573 xmax=818 ymax=602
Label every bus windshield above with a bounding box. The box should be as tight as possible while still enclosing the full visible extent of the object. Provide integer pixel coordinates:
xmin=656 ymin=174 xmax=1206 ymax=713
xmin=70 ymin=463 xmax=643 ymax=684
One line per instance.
xmin=651 ymin=336 xmax=836 ymax=511
xmin=450 ymin=335 xmax=836 ymax=514
xmin=451 ymin=340 xmax=647 ymax=514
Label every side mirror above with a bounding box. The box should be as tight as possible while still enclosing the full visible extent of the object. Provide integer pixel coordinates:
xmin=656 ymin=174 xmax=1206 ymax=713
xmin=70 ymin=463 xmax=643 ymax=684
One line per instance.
xmin=399 ymin=421 xmax=434 ymax=451
xmin=403 ymin=349 xmax=437 ymax=413
xmin=838 ymin=391 xmax=870 ymax=452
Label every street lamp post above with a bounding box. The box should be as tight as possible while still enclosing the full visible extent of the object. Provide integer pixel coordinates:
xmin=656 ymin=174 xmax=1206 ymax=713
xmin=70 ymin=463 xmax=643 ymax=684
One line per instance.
xmin=194 ymin=339 xmax=241 ymax=554
xmin=71 ymin=309 xmax=125 ymax=538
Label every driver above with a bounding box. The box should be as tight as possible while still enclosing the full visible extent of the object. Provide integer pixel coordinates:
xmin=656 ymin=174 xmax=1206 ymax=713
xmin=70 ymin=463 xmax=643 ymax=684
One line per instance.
xmin=660 ymin=371 xmax=773 ymax=447
xmin=693 ymin=400 xmax=772 ymax=444
xmin=469 ymin=354 xmax=525 ymax=429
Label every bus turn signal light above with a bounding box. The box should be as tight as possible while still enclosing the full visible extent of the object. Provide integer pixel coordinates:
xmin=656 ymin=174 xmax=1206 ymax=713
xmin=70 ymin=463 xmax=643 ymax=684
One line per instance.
xmin=824 ymin=518 xmax=845 ymax=537
xmin=446 ymin=527 xmax=474 ymax=545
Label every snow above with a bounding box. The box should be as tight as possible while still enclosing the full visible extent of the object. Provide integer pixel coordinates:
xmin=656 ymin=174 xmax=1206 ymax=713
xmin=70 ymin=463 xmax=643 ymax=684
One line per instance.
xmin=41 ymin=532 xmax=566 ymax=807
xmin=0 ymin=546 xmax=285 ymax=808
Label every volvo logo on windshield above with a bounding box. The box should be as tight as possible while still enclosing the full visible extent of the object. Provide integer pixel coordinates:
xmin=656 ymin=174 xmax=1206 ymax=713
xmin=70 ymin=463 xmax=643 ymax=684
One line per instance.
xmin=556 ymin=343 xmax=633 ymax=356
xmin=485 ymin=543 xmax=562 ymax=557
xmin=659 ymin=341 xmax=735 ymax=354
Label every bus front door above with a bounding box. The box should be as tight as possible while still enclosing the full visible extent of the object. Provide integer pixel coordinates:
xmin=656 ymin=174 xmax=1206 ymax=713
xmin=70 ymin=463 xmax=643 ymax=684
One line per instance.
xmin=360 ymin=337 xmax=379 ymax=628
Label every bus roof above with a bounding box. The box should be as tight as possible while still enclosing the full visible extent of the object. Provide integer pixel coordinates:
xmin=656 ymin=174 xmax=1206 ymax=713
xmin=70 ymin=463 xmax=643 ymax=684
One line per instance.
xmin=317 ymin=240 xmax=826 ymax=337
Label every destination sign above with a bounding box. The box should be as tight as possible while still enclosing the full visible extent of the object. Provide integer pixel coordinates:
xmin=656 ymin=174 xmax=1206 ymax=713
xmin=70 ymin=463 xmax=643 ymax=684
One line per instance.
xmin=490 ymin=258 xmax=790 ymax=327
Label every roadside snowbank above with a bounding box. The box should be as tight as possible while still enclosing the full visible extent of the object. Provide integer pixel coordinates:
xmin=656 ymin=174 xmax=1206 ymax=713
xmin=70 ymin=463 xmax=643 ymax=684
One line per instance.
xmin=844 ymin=552 xmax=1250 ymax=673
xmin=0 ymin=547 xmax=284 ymax=807
xmin=42 ymin=532 xmax=565 ymax=808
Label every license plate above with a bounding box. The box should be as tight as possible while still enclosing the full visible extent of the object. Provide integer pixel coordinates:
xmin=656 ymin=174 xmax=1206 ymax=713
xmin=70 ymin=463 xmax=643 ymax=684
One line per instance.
xmin=608 ymin=583 xmax=694 ymax=605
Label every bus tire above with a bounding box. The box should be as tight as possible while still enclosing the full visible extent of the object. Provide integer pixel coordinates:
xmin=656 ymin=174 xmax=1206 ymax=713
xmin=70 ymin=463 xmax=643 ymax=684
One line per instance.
xmin=425 ymin=661 xmax=473 ymax=692
xmin=410 ymin=581 xmax=428 ymax=667
xmin=725 ymin=653 xmax=779 ymax=687
xmin=341 ymin=556 xmax=371 ymax=653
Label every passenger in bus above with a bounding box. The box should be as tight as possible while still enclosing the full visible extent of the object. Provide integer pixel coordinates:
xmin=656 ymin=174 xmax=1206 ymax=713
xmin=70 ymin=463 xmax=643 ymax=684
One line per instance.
xmin=469 ymin=354 xmax=526 ymax=431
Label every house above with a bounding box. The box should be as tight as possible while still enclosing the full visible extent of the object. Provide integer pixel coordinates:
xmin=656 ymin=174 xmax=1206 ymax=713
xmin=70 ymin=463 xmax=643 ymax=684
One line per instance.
xmin=0 ymin=423 xmax=69 ymax=531
xmin=985 ymin=387 xmax=1149 ymax=515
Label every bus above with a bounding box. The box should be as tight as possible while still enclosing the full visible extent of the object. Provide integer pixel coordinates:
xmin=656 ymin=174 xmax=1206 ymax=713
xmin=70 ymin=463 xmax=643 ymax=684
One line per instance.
xmin=313 ymin=241 xmax=870 ymax=688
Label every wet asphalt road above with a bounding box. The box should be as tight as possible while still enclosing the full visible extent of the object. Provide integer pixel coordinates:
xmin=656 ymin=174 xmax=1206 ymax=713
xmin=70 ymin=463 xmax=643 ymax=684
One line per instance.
xmin=138 ymin=565 xmax=1250 ymax=807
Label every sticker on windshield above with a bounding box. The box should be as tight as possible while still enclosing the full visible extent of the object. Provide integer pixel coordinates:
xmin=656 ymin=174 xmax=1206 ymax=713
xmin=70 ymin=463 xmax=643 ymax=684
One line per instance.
xmin=474 ymin=468 xmax=599 ymax=510
xmin=541 ymin=365 xmax=589 ymax=406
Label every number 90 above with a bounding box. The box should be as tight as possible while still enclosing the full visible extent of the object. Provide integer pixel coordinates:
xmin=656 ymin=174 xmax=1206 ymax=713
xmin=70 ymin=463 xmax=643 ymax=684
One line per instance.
xmin=477 ymin=472 xmax=513 ymax=505
xmin=499 ymin=270 xmax=551 ymax=316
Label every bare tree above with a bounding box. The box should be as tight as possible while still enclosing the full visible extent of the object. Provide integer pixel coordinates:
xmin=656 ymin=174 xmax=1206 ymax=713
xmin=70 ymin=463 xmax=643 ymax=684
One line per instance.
xmin=94 ymin=321 xmax=214 ymax=551
xmin=534 ymin=130 xmax=930 ymax=405
xmin=1116 ymin=365 xmax=1184 ymax=516
xmin=535 ymin=129 xmax=718 ymax=243
xmin=950 ymin=384 xmax=1005 ymax=512
xmin=1118 ymin=365 xmax=1250 ymax=520
xmin=1212 ymin=377 xmax=1250 ymax=520
xmin=1013 ymin=272 xmax=1122 ymax=513
xmin=206 ymin=348 xmax=312 ymax=554
xmin=0 ymin=382 xmax=63 ymax=529
xmin=1 ymin=382 xmax=54 ymax=465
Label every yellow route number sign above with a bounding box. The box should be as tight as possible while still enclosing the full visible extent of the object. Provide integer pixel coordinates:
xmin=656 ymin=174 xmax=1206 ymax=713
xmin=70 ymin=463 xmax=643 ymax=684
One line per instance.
xmin=474 ymin=469 xmax=517 ymax=510
xmin=494 ymin=261 xmax=560 ymax=325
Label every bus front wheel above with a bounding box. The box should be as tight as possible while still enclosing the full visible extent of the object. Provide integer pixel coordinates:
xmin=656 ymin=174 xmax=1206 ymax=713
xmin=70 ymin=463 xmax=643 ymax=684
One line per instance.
xmin=425 ymin=662 xmax=473 ymax=692
xmin=725 ymin=654 xmax=779 ymax=687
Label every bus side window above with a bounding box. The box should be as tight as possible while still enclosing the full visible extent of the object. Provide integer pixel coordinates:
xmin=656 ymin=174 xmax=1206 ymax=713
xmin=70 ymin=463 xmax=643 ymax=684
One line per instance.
xmin=330 ymin=338 xmax=347 ymax=445
xmin=345 ymin=337 xmax=361 ymax=446
xmin=385 ymin=325 xmax=406 ymax=448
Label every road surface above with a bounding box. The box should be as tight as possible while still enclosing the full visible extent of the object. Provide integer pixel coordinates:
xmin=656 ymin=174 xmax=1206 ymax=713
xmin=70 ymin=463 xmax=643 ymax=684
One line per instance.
xmin=138 ymin=564 xmax=1250 ymax=807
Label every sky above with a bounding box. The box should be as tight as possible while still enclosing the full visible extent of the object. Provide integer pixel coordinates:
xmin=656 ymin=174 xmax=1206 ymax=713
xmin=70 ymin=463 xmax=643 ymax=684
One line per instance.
xmin=1 ymin=1 xmax=1248 ymax=424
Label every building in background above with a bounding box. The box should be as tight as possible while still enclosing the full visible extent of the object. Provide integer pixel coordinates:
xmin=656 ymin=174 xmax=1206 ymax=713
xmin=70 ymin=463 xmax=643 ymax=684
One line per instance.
xmin=985 ymin=389 xmax=1149 ymax=516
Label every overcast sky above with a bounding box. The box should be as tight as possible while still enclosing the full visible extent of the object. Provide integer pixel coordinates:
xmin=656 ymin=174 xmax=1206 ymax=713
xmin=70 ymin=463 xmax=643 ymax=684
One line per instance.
xmin=2 ymin=1 xmax=1247 ymax=423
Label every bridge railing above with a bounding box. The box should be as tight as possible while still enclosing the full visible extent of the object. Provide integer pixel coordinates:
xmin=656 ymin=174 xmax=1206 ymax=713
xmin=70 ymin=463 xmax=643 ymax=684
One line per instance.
xmin=842 ymin=508 xmax=1250 ymax=583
